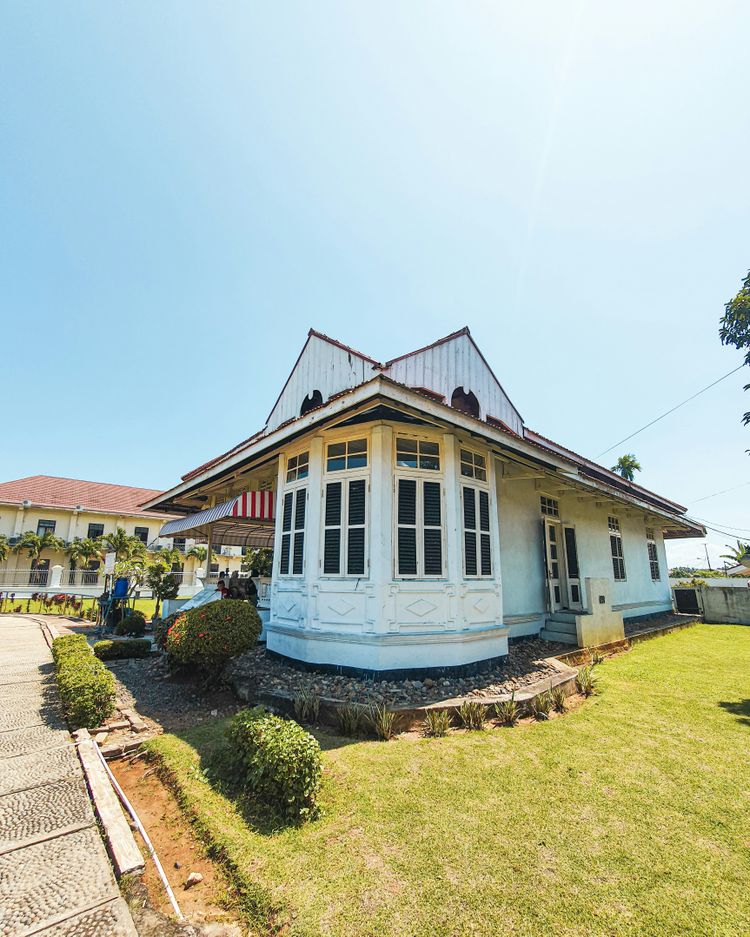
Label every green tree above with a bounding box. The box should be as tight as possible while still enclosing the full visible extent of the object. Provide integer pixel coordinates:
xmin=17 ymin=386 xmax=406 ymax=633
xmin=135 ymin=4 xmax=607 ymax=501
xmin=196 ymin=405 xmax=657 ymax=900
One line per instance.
xmin=720 ymin=540 xmax=750 ymax=565
xmin=719 ymin=268 xmax=750 ymax=425
xmin=185 ymin=544 xmax=216 ymax=566
xmin=66 ymin=536 xmax=103 ymax=571
xmin=0 ymin=535 xmax=9 ymax=565
xmin=103 ymin=527 xmax=147 ymax=563
xmin=12 ymin=530 xmax=66 ymax=564
xmin=610 ymin=453 xmax=642 ymax=481
xmin=145 ymin=558 xmax=180 ymax=620
xmin=241 ymin=547 xmax=273 ymax=577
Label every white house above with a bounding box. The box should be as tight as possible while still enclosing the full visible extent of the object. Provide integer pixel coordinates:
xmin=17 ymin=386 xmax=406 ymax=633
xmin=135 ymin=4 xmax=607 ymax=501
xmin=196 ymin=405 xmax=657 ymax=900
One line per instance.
xmin=144 ymin=328 xmax=704 ymax=676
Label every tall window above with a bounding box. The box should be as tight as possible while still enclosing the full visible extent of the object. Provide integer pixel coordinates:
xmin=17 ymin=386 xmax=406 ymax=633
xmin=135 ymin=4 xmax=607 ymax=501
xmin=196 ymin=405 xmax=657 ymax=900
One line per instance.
xmin=87 ymin=523 xmax=104 ymax=539
xmin=463 ymin=486 xmax=491 ymax=577
xmin=609 ymin=516 xmax=626 ymax=581
xmin=326 ymin=438 xmax=367 ymax=472
xmin=280 ymin=489 xmax=306 ymax=575
xmin=133 ymin=526 xmax=149 ymax=544
xmin=36 ymin=519 xmax=56 ymax=537
xmin=323 ymin=479 xmax=367 ymax=575
xmin=286 ymin=451 xmax=309 ymax=483
xmin=173 ymin=537 xmax=186 ymax=553
xmin=396 ymin=478 xmax=443 ymax=577
xmin=646 ymin=528 xmax=660 ymax=580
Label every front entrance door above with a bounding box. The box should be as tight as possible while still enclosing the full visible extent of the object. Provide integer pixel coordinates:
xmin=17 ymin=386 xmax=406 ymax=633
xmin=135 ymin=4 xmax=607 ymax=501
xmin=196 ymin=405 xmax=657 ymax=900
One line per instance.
xmin=544 ymin=520 xmax=563 ymax=611
xmin=563 ymin=526 xmax=583 ymax=610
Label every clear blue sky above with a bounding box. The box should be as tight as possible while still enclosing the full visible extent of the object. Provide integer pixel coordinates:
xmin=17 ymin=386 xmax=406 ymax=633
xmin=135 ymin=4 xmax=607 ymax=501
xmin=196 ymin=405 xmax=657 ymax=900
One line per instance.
xmin=1 ymin=2 xmax=748 ymax=569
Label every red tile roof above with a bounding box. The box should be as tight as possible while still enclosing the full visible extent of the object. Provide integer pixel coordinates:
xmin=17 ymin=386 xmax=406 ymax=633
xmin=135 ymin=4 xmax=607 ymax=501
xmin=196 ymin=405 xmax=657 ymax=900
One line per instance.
xmin=0 ymin=476 xmax=174 ymax=517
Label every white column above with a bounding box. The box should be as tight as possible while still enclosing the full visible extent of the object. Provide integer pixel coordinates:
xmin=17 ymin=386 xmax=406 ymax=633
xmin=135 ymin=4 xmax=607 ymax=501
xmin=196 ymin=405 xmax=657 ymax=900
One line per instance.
xmin=368 ymin=424 xmax=393 ymax=633
xmin=488 ymin=454 xmax=504 ymax=622
xmin=442 ymin=433 xmax=463 ymax=586
xmin=67 ymin=510 xmax=79 ymax=542
xmin=303 ymin=436 xmax=324 ymax=595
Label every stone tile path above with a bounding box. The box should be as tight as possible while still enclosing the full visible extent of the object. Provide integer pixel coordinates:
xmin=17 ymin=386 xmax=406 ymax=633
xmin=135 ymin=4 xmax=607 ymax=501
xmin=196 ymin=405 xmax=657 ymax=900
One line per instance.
xmin=0 ymin=615 xmax=137 ymax=937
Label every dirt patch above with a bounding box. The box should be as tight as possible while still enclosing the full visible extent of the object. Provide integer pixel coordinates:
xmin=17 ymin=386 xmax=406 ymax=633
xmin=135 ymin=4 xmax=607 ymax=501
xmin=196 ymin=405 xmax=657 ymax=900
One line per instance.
xmin=111 ymin=755 xmax=244 ymax=936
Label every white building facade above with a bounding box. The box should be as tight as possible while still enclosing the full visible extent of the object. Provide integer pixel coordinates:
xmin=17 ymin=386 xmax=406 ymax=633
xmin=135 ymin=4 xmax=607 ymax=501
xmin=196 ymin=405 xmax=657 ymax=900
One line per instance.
xmin=145 ymin=329 xmax=703 ymax=676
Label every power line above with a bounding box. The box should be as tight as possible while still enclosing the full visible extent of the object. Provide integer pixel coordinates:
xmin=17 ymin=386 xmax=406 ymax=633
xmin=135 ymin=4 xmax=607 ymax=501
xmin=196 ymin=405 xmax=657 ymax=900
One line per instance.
xmin=597 ymin=364 xmax=745 ymax=458
xmin=689 ymin=480 xmax=750 ymax=504
xmin=690 ymin=516 xmax=750 ymax=537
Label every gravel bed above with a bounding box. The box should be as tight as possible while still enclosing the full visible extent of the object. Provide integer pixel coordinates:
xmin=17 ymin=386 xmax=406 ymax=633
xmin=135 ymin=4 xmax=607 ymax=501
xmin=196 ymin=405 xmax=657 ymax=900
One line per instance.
xmin=226 ymin=638 xmax=568 ymax=708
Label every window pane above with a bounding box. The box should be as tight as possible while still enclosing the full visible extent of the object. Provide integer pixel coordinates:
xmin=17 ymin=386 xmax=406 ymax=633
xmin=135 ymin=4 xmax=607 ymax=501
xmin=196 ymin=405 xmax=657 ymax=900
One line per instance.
xmin=396 ymin=452 xmax=419 ymax=468
xmin=328 ymin=443 xmax=346 ymax=457
xmin=419 ymin=454 xmax=440 ymax=470
xmin=347 ymin=453 xmax=367 ymax=469
xmin=421 ymin=441 xmax=439 ymax=456
xmin=397 ymin=438 xmax=417 ymax=452
xmin=348 ymin=439 xmax=367 ymax=454
xmin=398 ymin=479 xmax=417 ymax=525
xmin=398 ymin=528 xmax=417 ymax=575
xmin=460 ymin=463 xmax=473 ymax=477
xmin=327 ymin=455 xmax=346 ymax=472
xmin=475 ymin=467 xmax=487 ymax=481
xmin=423 ymin=482 xmax=441 ymax=526
xmin=424 ymin=529 xmax=443 ymax=575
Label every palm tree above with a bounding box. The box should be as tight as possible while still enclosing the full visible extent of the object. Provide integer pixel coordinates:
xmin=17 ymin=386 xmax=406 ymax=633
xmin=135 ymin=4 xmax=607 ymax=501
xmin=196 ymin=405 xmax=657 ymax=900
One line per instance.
xmin=103 ymin=527 xmax=147 ymax=562
xmin=149 ymin=546 xmax=182 ymax=569
xmin=12 ymin=530 xmax=66 ymax=564
xmin=185 ymin=545 xmax=215 ymax=566
xmin=720 ymin=540 xmax=750 ymax=565
xmin=611 ymin=453 xmax=642 ymax=482
xmin=66 ymin=537 xmax=104 ymax=583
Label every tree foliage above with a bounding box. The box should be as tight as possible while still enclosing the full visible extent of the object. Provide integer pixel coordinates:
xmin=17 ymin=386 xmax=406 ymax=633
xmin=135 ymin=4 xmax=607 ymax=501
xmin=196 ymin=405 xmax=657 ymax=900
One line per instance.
xmin=0 ymin=535 xmax=9 ymax=564
xmin=66 ymin=537 xmax=103 ymax=569
xmin=720 ymin=540 xmax=750 ymax=565
xmin=610 ymin=453 xmax=642 ymax=481
xmin=719 ymin=268 xmax=750 ymax=425
xmin=12 ymin=530 xmax=66 ymax=562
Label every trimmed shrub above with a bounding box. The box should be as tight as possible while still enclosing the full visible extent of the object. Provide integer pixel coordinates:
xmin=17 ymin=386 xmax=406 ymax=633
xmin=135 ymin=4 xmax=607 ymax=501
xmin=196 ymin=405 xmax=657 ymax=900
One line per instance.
xmin=422 ymin=708 xmax=451 ymax=737
xmin=52 ymin=635 xmax=116 ymax=729
xmin=116 ymin=609 xmax=147 ymax=637
xmin=167 ymin=600 xmax=261 ymax=676
xmin=94 ymin=639 xmax=152 ymax=661
xmin=226 ymin=707 xmax=322 ymax=821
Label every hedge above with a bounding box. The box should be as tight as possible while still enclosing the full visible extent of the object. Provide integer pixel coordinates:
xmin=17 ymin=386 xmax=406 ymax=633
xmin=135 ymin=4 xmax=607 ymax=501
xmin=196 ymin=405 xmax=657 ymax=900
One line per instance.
xmin=166 ymin=600 xmax=261 ymax=676
xmin=52 ymin=634 xmax=117 ymax=729
xmin=93 ymin=639 xmax=152 ymax=661
xmin=226 ymin=707 xmax=322 ymax=822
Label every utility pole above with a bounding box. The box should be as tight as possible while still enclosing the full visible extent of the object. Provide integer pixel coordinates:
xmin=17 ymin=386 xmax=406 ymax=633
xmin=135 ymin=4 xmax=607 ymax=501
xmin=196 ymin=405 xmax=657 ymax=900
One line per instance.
xmin=704 ymin=544 xmax=712 ymax=571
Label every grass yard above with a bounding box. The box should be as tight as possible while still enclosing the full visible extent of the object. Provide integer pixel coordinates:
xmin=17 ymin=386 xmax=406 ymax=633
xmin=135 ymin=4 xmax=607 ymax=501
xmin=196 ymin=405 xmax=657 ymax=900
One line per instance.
xmin=147 ymin=624 xmax=750 ymax=937
xmin=2 ymin=596 xmax=185 ymax=619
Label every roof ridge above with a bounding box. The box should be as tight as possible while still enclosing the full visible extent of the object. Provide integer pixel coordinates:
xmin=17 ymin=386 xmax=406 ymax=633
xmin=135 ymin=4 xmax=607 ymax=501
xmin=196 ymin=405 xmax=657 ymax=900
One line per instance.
xmin=381 ymin=326 xmax=470 ymax=368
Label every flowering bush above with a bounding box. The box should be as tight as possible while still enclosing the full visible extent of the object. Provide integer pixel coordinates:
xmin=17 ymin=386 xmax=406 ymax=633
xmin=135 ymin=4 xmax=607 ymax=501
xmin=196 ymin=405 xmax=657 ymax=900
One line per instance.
xmin=166 ymin=600 xmax=260 ymax=676
xmin=152 ymin=613 xmax=178 ymax=650
xmin=226 ymin=707 xmax=322 ymax=821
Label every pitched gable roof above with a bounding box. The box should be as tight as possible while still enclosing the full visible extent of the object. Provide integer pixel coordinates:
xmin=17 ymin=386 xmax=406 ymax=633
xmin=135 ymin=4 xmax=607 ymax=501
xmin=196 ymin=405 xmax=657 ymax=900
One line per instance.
xmin=0 ymin=476 xmax=174 ymax=518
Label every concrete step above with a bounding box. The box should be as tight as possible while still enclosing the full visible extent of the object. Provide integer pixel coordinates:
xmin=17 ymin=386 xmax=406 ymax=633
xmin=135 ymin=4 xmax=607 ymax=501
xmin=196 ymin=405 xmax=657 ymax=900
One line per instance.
xmin=545 ymin=617 xmax=577 ymax=635
xmin=548 ymin=611 xmax=578 ymax=625
xmin=539 ymin=628 xmax=579 ymax=645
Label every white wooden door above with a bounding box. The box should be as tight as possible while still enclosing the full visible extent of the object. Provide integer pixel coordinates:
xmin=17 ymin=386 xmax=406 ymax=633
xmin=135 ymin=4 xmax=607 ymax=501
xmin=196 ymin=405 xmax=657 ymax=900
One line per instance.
xmin=544 ymin=520 xmax=564 ymax=611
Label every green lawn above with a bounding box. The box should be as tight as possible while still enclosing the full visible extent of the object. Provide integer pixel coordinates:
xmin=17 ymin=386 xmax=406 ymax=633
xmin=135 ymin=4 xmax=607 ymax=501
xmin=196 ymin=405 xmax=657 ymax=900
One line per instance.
xmin=147 ymin=625 xmax=750 ymax=937
xmin=3 ymin=596 xmax=184 ymax=619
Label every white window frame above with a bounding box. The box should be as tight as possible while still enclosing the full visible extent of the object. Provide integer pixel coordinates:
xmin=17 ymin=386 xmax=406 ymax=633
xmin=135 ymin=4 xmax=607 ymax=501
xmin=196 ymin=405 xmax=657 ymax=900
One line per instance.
xmin=286 ymin=450 xmax=310 ymax=483
xmin=462 ymin=483 xmax=493 ymax=578
xmin=279 ymin=483 xmax=307 ymax=577
xmin=608 ymin=516 xmax=626 ymax=581
xmin=326 ymin=438 xmax=368 ymax=473
xmin=394 ymin=476 xmax=446 ymax=580
xmin=646 ymin=528 xmax=660 ymax=581
xmin=395 ymin=435 xmax=441 ymax=472
xmin=321 ymin=476 xmax=369 ymax=578
xmin=459 ymin=447 xmax=487 ymax=482
xmin=540 ymin=496 xmax=559 ymax=518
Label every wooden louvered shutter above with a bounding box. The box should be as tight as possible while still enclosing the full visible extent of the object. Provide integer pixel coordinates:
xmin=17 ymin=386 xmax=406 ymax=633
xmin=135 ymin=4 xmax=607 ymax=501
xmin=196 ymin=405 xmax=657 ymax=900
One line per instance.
xmin=463 ymin=487 xmax=477 ymax=576
xmin=479 ymin=490 xmax=491 ymax=576
xmin=422 ymin=481 xmax=442 ymax=575
xmin=280 ymin=491 xmax=293 ymax=574
xmin=324 ymin=482 xmax=342 ymax=574
xmin=397 ymin=478 xmax=417 ymax=576
xmin=292 ymin=489 xmax=306 ymax=575
xmin=347 ymin=479 xmax=366 ymax=575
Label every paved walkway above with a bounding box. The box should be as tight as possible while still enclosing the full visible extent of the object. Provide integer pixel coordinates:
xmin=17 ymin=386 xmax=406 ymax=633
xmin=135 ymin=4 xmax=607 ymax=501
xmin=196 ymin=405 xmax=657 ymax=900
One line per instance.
xmin=0 ymin=615 xmax=137 ymax=937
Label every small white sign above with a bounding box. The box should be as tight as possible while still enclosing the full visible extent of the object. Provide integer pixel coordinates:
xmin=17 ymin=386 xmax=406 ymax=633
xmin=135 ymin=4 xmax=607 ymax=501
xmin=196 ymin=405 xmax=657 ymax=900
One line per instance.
xmin=103 ymin=552 xmax=116 ymax=574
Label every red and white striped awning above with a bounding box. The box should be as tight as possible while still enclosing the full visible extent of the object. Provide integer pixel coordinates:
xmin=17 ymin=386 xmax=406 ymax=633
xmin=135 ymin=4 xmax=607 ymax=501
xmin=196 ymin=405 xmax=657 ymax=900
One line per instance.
xmin=159 ymin=491 xmax=275 ymax=547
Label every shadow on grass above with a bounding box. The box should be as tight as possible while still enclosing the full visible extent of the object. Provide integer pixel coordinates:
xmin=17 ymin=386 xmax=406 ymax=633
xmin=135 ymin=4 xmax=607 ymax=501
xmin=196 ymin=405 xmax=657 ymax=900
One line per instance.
xmin=719 ymin=699 xmax=750 ymax=727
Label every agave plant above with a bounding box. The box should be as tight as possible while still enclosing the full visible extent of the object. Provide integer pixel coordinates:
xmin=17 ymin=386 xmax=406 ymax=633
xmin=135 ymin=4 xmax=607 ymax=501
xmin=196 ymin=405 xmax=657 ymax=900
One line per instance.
xmin=422 ymin=708 xmax=451 ymax=737
xmin=369 ymin=703 xmax=397 ymax=741
xmin=293 ymin=688 xmax=321 ymax=724
xmin=576 ymin=666 xmax=597 ymax=697
xmin=457 ymin=700 xmax=487 ymax=731
xmin=494 ymin=693 xmax=520 ymax=726
xmin=528 ymin=690 xmax=553 ymax=721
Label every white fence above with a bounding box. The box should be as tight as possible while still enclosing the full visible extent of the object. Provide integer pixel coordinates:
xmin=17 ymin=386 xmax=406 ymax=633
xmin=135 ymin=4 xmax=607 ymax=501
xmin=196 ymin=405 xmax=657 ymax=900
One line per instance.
xmin=0 ymin=567 xmax=206 ymax=597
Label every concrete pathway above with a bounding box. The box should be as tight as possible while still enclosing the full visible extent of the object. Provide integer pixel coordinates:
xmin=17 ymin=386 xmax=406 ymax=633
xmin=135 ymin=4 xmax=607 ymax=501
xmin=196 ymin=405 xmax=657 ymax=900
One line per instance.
xmin=0 ymin=615 xmax=138 ymax=937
